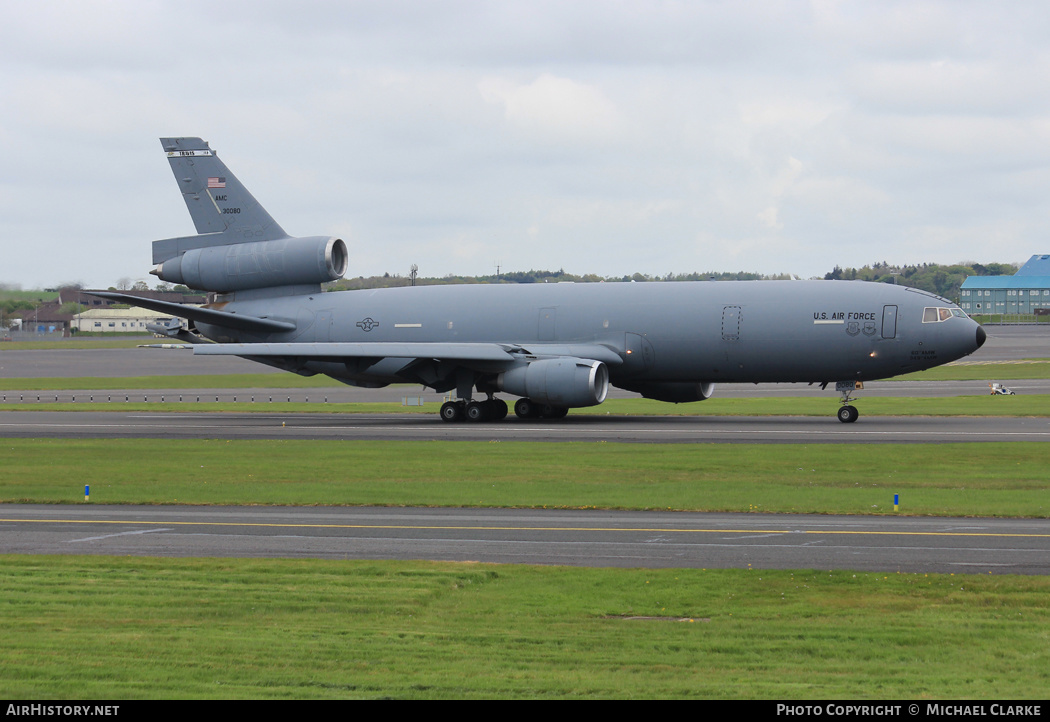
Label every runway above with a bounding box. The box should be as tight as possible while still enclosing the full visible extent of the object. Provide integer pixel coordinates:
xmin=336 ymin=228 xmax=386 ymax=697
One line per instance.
xmin=1 ymin=504 xmax=1047 ymax=575
xmin=2 ymin=409 xmax=1049 ymax=443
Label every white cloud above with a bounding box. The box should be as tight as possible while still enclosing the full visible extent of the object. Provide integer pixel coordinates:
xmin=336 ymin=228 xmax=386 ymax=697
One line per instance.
xmin=758 ymin=207 xmax=782 ymax=230
xmin=479 ymin=73 xmax=621 ymax=143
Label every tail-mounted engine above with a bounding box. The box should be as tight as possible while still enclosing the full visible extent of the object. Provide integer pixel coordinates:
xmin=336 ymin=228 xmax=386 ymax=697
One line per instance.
xmin=151 ymin=235 xmax=348 ymax=293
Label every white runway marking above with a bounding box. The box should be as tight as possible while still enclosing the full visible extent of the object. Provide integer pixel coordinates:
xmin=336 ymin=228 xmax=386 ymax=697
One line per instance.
xmin=68 ymin=528 xmax=171 ymax=543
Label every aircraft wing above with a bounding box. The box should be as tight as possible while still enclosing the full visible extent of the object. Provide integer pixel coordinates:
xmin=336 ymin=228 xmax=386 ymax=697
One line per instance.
xmin=86 ymin=291 xmax=295 ymax=334
xmin=193 ymin=342 xmax=623 ymax=366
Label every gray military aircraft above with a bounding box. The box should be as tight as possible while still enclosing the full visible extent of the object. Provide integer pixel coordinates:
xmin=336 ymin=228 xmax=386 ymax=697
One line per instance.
xmin=92 ymin=137 xmax=986 ymax=423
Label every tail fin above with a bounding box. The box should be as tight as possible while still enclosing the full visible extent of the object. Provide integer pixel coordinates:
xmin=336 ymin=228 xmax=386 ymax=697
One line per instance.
xmin=159 ymin=136 xmax=286 ymax=242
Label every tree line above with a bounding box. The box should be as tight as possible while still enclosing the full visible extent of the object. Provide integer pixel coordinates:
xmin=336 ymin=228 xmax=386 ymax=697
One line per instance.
xmin=327 ymin=268 xmax=793 ymax=291
xmin=822 ymin=262 xmax=1017 ymax=299
xmin=327 ymin=261 xmax=1017 ymax=300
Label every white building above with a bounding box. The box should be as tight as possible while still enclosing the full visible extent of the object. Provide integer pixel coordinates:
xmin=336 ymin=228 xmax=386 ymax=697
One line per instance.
xmin=71 ymin=307 xmax=187 ymax=334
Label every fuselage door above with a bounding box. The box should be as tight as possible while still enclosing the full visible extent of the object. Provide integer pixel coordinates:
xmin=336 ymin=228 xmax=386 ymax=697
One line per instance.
xmin=317 ymin=310 xmax=333 ymax=342
xmin=722 ymin=306 xmax=741 ymax=341
xmin=538 ymin=307 xmax=556 ymax=341
xmin=882 ymin=305 xmax=897 ymax=339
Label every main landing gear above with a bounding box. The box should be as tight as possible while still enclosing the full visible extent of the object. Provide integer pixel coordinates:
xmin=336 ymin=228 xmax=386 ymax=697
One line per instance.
xmin=438 ymin=397 xmax=568 ymax=422
xmin=439 ymin=397 xmax=509 ymax=423
xmin=513 ymin=398 xmax=568 ymax=420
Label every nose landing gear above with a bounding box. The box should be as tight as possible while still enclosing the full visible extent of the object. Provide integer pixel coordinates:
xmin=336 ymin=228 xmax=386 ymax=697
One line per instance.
xmin=835 ymin=381 xmax=862 ymax=423
xmin=836 ymin=404 xmax=859 ymax=423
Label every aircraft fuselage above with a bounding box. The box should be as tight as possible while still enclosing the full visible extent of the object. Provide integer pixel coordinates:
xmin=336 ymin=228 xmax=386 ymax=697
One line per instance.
xmin=199 ymin=279 xmax=984 ymax=389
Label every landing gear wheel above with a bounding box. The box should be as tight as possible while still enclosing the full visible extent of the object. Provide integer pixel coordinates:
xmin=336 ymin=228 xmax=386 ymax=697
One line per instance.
xmin=465 ymin=401 xmax=488 ymax=422
xmin=837 ymin=405 xmax=859 ymax=423
xmin=440 ymin=400 xmax=464 ymax=422
xmin=492 ymin=399 xmax=509 ymax=420
xmin=541 ymin=405 xmax=569 ymax=419
xmin=514 ymin=398 xmax=539 ymax=419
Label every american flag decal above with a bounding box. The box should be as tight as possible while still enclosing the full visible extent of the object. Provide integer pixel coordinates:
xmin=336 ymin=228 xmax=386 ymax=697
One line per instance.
xmin=207 ymin=177 xmax=226 ymax=188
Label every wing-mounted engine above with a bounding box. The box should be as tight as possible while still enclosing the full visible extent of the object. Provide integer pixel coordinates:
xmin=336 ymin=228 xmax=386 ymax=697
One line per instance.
xmin=497 ymin=357 xmax=609 ymax=408
xmin=617 ymin=381 xmax=716 ymax=403
xmin=151 ymin=235 xmax=348 ymax=293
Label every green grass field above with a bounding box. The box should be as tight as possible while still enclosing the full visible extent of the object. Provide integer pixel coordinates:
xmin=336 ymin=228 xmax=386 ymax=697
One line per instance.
xmin=2 ymin=556 xmax=1048 ymax=699
xmin=0 ymin=336 xmax=151 ymax=350
xmin=3 ymin=439 xmax=1048 ymax=517
xmin=0 ymin=372 xmax=331 ymax=391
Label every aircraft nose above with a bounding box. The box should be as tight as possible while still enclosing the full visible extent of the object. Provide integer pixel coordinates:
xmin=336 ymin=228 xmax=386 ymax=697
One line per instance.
xmin=976 ymin=325 xmax=987 ymax=349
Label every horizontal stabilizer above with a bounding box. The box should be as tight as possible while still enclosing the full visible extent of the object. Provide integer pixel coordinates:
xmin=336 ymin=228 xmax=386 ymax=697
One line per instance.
xmin=153 ymin=232 xmax=242 ymax=266
xmin=86 ymin=291 xmax=296 ymax=334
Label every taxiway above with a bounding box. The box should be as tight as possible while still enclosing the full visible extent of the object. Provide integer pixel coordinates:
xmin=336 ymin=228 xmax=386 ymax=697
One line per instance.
xmin=1 ymin=504 xmax=1047 ymax=575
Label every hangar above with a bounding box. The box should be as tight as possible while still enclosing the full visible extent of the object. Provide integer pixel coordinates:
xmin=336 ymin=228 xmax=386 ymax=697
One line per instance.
xmin=960 ymin=254 xmax=1050 ymax=317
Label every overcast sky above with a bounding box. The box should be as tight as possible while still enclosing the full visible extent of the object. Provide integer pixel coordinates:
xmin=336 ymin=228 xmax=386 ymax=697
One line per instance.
xmin=2 ymin=0 xmax=1048 ymax=289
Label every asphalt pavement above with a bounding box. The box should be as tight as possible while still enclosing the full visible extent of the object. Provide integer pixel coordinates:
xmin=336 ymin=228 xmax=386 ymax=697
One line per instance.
xmin=2 ymin=504 xmax=1047 ymax=575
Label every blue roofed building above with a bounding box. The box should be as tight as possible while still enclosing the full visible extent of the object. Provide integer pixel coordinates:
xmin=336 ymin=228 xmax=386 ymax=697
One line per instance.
xmin=960 ymin=255 xmax=1050 ymax=315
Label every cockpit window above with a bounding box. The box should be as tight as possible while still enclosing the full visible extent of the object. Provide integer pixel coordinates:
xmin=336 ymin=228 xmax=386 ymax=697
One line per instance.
xmin=923 ymin=307 xmax=964 ymax=323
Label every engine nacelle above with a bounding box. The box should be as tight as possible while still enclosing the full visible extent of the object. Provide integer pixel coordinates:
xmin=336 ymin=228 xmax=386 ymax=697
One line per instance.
xmin=618 ymin=381 xmax=716 ymax=403
xmin=498 ymin=358 xmax=609 ymax=408
xmin=151 ymin=236 xmax=348 ymax=292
